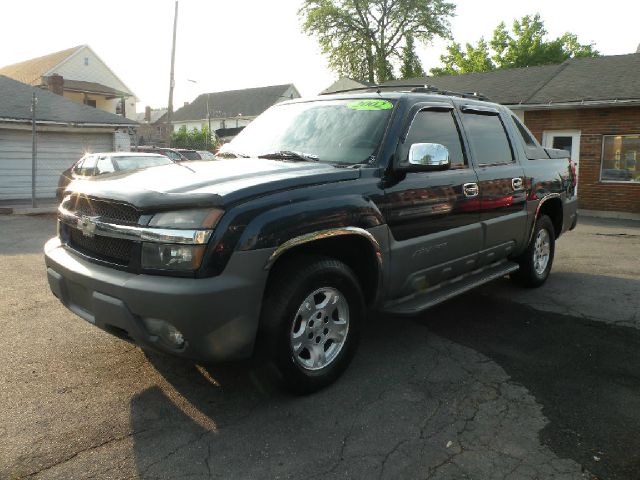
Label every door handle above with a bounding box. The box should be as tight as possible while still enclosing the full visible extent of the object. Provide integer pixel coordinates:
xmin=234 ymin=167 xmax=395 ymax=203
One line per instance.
xmin=463 ymin=183 xmax=479 ymax=197
xmin=512 ymin=177 xmax=524 ymax=191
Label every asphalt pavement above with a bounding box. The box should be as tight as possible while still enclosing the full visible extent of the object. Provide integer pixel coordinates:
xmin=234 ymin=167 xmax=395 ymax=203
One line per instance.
xmin=0 ymin=214 xmax=639 ymax=480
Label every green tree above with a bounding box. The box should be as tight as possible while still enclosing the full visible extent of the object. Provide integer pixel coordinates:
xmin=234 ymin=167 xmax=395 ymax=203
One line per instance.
xmin=170 ymin=125 xmax=217 ymax=151
xmin=432 ymin=13 xmax=598 ymax=76
xmin=400 ymin=34 xmax=426 ymax=79
xmin=300 ymin=0 xmax=455 ymax=84
xmin=430 ymin=38 xmax=494 ymax=76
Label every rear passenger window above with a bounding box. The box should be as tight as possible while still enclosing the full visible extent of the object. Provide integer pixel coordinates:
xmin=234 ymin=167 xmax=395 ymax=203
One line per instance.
xmin=462 ymin=113 xmax=513 ymax=165
xmin=403 ymin=110 xmax=466 ymax=167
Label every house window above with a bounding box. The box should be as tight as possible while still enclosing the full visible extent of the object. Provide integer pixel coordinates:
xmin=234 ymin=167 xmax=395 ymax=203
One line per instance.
xmin=85 ymin=99 xmax=97 ymax=108
xmin=601 ymin=135 xmax=640 ymax=182
xmin=84 ymin=57 xmax=89 ymax=66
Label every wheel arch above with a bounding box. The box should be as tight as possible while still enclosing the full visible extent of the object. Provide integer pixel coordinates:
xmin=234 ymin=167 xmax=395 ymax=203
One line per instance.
xmin=263 ymin=227 xmax=383 ymax=308
xmin=530 ymin=194 xmax=563 ymax=241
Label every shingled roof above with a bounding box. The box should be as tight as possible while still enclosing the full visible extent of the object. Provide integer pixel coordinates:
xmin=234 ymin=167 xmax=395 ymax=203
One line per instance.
xmin=172 ymin=84 xmax=300 ymax=122
xmin=0 ymin=46 xmax=84 ymax=85
xmin=385 ymin=53 xmax=640 ymax=107
xmin=0 ymin=75 xmax=136 ymax=126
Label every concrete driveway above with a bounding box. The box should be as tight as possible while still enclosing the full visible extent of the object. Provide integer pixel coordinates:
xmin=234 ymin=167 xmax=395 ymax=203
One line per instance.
xmin=0 ymin=214 xmax=639 ymax=479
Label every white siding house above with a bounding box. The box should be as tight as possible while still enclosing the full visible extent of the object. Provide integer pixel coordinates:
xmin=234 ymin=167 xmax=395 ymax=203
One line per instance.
xmin=171 ymin=84 xmax=301 ymax=137
xmin=0 ymin=76 xmax=136 ymax=201
xmin=0 ymin=45 xmax=138 ymax=120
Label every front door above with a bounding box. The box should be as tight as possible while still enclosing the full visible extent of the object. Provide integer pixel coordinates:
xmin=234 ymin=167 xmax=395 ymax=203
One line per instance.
xmin=384 ymin=105 xmax=482 ymax=299
xmin=543 ymin=130 xmax=581 ymax=191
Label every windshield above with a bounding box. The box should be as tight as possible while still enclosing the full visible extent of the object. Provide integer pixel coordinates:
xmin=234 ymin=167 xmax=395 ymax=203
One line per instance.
xmin=113 ymin=155 xmax=173 ymax=171
xmin=162 ymin=150 xmax=183 ymax=161
xmin=221 ymin=99 xmax=394 ymax=165
xmin=180 ymin=150 xmax=201 ymax=160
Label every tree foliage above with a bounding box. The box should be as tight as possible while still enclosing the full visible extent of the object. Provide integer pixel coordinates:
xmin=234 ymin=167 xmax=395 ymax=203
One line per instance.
xmin=400 ymin=34 xmax=426 ymax=79
xmin=300 ymin=0 xmax=455 ymax=83
xmin=170 ymin=125 xmax=217 ymax=151
xmin=430 ymin=38 xmax=494 ymax=76
xmin=432 ymin=13 xmax=599 ymax=76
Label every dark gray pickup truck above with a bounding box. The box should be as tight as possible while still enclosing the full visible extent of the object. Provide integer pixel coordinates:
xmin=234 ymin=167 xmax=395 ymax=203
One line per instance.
xmin=45 ymin=88 xmax=577 ymax=393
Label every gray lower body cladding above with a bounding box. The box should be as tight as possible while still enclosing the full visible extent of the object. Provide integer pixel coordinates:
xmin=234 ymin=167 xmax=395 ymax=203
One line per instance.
xmin=44 ymin=237 xmax=273 ymax=361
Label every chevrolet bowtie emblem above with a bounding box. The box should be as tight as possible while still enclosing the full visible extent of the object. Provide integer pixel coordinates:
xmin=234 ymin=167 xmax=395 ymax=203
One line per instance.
xmin=77 ymin=216 xmax=97 ymax=238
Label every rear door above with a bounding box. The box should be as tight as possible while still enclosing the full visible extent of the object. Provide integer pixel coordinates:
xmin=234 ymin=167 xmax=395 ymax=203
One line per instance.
xmin=384 ymin=103 xmax=482 ymax=298
xmin=458 ymin=105 xmax=527 ymax=265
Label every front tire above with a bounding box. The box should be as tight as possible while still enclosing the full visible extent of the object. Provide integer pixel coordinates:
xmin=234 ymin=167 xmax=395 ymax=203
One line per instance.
xmin=511 ymin=214 xmax=555 ymax=288
xmin=260 ymin=256 xmax=365 ymax=394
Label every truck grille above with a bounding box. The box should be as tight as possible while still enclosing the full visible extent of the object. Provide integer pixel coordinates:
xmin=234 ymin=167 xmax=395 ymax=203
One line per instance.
xmin=62 ymin=195 xmax=140 ymax=225
xmin=68 ymin=227 xmax=134 ymax=265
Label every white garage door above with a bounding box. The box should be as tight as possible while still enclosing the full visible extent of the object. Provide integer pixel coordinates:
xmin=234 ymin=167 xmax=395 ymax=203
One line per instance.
xmin=0 ymin=129 xmax=113 ymax=201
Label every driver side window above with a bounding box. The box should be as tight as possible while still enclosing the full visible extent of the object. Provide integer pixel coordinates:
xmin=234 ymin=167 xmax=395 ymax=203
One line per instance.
xmin=402 ymin=110 xmax=467 ymax=168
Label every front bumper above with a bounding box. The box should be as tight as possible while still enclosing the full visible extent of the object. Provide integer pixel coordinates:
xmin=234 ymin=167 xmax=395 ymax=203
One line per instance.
xmin=44 ymin=237 xmax=273 ymax=361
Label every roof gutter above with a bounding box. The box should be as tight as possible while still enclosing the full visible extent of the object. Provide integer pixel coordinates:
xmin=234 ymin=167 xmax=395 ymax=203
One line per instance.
xmin=506 ymin=98 xmax=640 ymax=111
xmin=0 ymin=117 xmax=136 ymax=127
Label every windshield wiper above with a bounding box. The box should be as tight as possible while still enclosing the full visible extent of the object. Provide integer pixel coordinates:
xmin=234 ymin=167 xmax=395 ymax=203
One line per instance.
xmin=258 ymin=150 xmax=319 ymax=162
xmin=216 ymin=150 xmax=250 ymax=159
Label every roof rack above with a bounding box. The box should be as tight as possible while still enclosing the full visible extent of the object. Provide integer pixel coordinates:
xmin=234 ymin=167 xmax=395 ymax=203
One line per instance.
xmin=321 ymin=84 xmax=490 ymax=101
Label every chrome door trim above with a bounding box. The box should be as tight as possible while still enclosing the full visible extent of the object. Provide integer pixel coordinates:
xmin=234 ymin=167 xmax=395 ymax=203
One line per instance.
xmin=512 ymin=177 xmax=524 ymax=191
xmin=463 ymin=183 xmax=479 ymax=197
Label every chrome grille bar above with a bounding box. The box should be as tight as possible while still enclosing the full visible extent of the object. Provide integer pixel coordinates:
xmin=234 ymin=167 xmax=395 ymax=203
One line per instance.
xmin=58 ymin=206 xmax=213 ymax=245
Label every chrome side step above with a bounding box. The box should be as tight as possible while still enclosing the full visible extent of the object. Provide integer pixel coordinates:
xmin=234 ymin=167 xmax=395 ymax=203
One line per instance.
xmin=384 ymin=260 xmax=520 ymax=315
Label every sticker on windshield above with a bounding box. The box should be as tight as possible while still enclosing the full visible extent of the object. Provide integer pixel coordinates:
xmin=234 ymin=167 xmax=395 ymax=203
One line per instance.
xmin=347 ymin=100 xmax=393 ymax=111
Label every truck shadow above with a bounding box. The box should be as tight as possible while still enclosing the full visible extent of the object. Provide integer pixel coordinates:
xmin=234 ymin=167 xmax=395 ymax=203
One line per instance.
xmin=126 ymin=274 xmax=640 ymax=479
xmin=422 ymin=281 xmax=640 ymax=480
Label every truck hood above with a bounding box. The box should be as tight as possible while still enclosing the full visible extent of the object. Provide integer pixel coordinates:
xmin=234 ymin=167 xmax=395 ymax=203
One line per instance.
xmin=67 ymin=158 xmax=361 ymax=210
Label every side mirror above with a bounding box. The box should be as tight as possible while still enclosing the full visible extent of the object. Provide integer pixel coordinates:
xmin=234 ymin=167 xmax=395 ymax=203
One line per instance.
xmin=402 ymin=143 xmax=451 ymax=172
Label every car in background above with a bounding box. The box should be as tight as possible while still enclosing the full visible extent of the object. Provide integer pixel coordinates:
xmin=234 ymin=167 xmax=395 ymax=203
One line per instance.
xmin=174 ymin=149 xmax=202 ymax=160
xmin=131 ymin=146 xmax=187 ymax=161
xmin=196 ymin=150 xmax=216 ymax=160
xmin=56 ymin=152 xmax=173 ymax=201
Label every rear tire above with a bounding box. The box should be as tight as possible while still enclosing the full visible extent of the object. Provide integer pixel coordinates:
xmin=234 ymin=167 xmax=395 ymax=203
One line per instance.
xmin=260 ymin=255 xmax=365 ymax=394
xmin=511 ymin=214 xmax=555 ymax=288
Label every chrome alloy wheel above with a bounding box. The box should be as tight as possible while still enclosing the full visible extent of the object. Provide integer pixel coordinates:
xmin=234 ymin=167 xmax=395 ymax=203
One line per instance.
xmin=533 ymin=228 xmax=551 ymax=276
xmin=290 ymin=287 xmax=350 ymax=371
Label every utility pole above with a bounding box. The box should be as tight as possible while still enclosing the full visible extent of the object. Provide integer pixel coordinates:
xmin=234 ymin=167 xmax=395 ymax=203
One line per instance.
xmin=31 ymin=92 xmax=37 ymax=208
xmin=166 ymin=0 xmax=178 ymax=145
xmin=207 ymin=93 xmax=211 ymax=150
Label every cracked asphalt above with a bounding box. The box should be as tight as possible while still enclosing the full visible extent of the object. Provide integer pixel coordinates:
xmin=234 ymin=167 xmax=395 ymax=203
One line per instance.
xmin=1 ymin=214 xmax=639 ymax=480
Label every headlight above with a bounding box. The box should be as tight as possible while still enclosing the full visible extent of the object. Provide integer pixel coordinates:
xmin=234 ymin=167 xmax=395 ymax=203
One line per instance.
xmin=149 ymin=208 xmax=223 ymax=229
xmin=142 ymin=208 xmax=224 ymax=271
xmin=142 ymin=243 xmax=206 ymax=271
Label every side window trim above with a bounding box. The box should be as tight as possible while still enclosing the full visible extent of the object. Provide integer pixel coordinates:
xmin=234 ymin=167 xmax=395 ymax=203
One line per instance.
xmin=401 ymin=105 xmax=470 ymax=168
xmin=400 ymin=102 xmax=454 ymax=143
xmin=460 ymin=110 xmax=516 ymax=167
xmin=461 ymin=104 xmax=500 ymax=115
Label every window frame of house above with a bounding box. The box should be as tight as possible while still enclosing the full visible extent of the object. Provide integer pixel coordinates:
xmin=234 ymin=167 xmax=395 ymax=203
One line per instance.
xmin=600 ymin=134 xmax=640 ymax=184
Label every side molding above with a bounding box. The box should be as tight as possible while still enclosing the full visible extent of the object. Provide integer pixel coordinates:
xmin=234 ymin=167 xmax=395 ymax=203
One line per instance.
xmin=527 ymin=193 xmax=561 ymax=244
xmin=264 ymin=226 xmax=383 ymax=271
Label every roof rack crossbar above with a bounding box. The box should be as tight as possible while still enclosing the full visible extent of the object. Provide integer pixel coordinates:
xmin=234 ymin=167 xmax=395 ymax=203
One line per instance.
xmin=321 ymin=84 xmax=490 ymax=101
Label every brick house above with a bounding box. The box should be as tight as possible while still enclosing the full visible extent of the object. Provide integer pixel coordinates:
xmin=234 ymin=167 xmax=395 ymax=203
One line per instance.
xmin=387 ymin=53 xmax=640 ymax=218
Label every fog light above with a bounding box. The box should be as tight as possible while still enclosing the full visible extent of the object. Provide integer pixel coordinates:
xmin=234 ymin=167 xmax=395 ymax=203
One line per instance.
xmin=143 ymin=318 xmax=186 ymax=349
